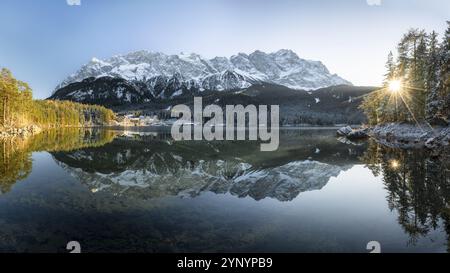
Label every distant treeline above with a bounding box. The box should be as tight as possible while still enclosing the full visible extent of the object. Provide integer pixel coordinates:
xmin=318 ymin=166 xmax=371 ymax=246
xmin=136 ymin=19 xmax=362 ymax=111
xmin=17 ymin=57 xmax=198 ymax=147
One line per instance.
xmin=0 ymin=68 xmax=116 ymax=129
xmin=360 ymin=22 xmax=449 ymax=125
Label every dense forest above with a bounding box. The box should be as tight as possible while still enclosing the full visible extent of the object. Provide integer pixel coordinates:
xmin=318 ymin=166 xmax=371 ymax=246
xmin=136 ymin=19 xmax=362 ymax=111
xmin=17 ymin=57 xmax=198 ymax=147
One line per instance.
xmin=360 ymin=22 xmax=449 ymax=126
xmin=0 ymin=68 xmax=116 ymax=129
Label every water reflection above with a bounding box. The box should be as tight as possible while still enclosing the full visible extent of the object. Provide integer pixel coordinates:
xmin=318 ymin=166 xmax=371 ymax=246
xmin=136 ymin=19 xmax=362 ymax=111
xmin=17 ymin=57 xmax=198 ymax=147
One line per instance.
xmin=0 ymin=129 xmax=116 ymax=195
xmin=361 ymin=140 xmax=450 ymax=251
xmin=0 ymin=128 xmax=449 ymax=252
xmin=0 ymin=138 xmax=32 ymax=194
xmin=50 ymin=129 xmax=365 ymax=201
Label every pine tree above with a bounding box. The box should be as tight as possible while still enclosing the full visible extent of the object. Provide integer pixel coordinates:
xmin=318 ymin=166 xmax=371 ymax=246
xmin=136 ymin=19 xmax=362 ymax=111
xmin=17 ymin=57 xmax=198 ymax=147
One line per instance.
xmin=0 ymin=69 xmax=15 ymax=126
xmin=439 ymin=21 xmax=450 ymax=121
xmin=384 ymin=51 xmax=396 ymax=85
xmin=396 ymin=33 xmax=410 ymax=79
xmin=425 ymin=31 xmax=442 ymax=122
xmin=412 ymin=32 xmax=428 ymax=119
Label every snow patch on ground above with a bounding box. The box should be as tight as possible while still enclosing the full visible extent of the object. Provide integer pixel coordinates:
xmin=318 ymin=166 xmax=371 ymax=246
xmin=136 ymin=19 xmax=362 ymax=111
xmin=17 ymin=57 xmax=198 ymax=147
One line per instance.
xmin=370 ymin=123 xmax=450 ymax=149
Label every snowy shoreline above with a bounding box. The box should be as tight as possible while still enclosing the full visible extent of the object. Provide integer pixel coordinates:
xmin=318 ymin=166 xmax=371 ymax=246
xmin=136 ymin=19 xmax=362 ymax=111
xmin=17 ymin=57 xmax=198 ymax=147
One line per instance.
xmin=369 ymin=123 xmax=450 ymax=149
xmin=337 ymin=123 xmax=450 ymax=149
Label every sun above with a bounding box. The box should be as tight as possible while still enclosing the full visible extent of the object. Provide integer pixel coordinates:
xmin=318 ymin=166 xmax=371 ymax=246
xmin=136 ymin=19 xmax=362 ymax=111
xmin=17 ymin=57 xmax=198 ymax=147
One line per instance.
xmin=388 ymin=80 xmax=402 ymax=93
xmin=390 ymin=159 xmax=400 ymax=169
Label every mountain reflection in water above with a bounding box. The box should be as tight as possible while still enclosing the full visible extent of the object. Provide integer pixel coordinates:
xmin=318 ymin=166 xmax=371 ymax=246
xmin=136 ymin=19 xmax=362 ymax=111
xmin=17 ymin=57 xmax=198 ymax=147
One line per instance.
xmin=51 ymin=129 xmax=360 ymax=201
xmin=0 ymin=128 xmax=448 ymax=252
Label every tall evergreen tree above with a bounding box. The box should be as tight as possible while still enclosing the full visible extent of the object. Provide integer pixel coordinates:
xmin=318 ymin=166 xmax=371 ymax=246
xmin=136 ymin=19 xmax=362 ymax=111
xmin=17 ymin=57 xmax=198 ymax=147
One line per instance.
xmin=384 ymin=51 xmax=396 ymax=85
xmin=439 ymin=21 xmax=450 ymax=120
xmin=425 ymin=31 xmax=442 ymax=122
xmin=396 ymin=33 xmax=410 ymax=79
xmin=412 ymin=32 xmax=428 ymax=119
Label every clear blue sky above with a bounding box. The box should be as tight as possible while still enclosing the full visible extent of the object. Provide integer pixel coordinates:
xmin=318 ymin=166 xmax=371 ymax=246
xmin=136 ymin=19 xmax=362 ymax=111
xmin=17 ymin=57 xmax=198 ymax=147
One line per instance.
xmin=1 ymin=0 xmax=448 ymax=98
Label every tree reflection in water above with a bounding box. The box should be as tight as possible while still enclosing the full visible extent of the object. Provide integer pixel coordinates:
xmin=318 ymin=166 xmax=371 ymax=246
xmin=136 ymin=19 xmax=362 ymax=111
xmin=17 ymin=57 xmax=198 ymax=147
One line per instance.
xmin=0 ymin=138 xmax=32 ymax=194
xmin=362 ymin=140 xmax=450 ymax=251
xmin=0 ymin=128 xmax=116 ymax=194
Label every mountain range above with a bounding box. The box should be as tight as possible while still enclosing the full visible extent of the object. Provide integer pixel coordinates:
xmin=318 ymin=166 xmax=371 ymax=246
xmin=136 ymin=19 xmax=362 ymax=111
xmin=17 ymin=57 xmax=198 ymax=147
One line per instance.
xmin=49 ymin=49 xmax=377 ymax=125
xmin=51 ymin=49 xmax=351 ymax=103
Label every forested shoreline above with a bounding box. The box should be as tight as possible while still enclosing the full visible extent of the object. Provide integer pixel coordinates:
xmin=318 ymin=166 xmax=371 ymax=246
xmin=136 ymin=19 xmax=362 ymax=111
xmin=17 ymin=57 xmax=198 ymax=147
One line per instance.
xmin=0 ymin=68 xmax=116 ymax=137
xmin=360 ymin=22 xmax=449 ymax=126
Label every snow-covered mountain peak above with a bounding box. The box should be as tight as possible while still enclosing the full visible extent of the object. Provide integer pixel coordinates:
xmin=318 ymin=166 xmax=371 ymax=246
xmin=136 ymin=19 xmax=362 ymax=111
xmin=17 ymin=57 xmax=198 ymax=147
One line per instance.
xmin=55 ymin=50 xmax=352 ymax=97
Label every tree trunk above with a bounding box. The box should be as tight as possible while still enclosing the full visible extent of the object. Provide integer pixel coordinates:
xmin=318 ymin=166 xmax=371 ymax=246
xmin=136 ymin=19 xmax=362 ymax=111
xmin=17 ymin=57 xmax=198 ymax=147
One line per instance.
xmin=2 ymin=96 xmax=6 ymax=126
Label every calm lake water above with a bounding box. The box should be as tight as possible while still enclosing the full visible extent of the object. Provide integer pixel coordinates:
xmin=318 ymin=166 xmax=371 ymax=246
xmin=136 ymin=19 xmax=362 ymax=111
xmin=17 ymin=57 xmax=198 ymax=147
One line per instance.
xmin=0 ymin=128 xmax=449 ymax=253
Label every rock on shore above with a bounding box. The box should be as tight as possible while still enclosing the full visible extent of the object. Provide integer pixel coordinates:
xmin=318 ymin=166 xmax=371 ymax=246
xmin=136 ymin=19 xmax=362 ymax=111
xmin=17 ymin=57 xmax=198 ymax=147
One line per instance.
xmin=336 ymin=126 xmax=369 ymax=140
xmin=0 ymin=125 xmax=42 ymax=138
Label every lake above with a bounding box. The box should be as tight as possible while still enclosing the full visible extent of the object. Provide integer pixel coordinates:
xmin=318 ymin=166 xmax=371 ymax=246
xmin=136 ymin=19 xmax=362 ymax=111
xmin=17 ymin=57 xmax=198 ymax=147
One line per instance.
xmin=0 ymin=128 xmax=448 ymax=253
